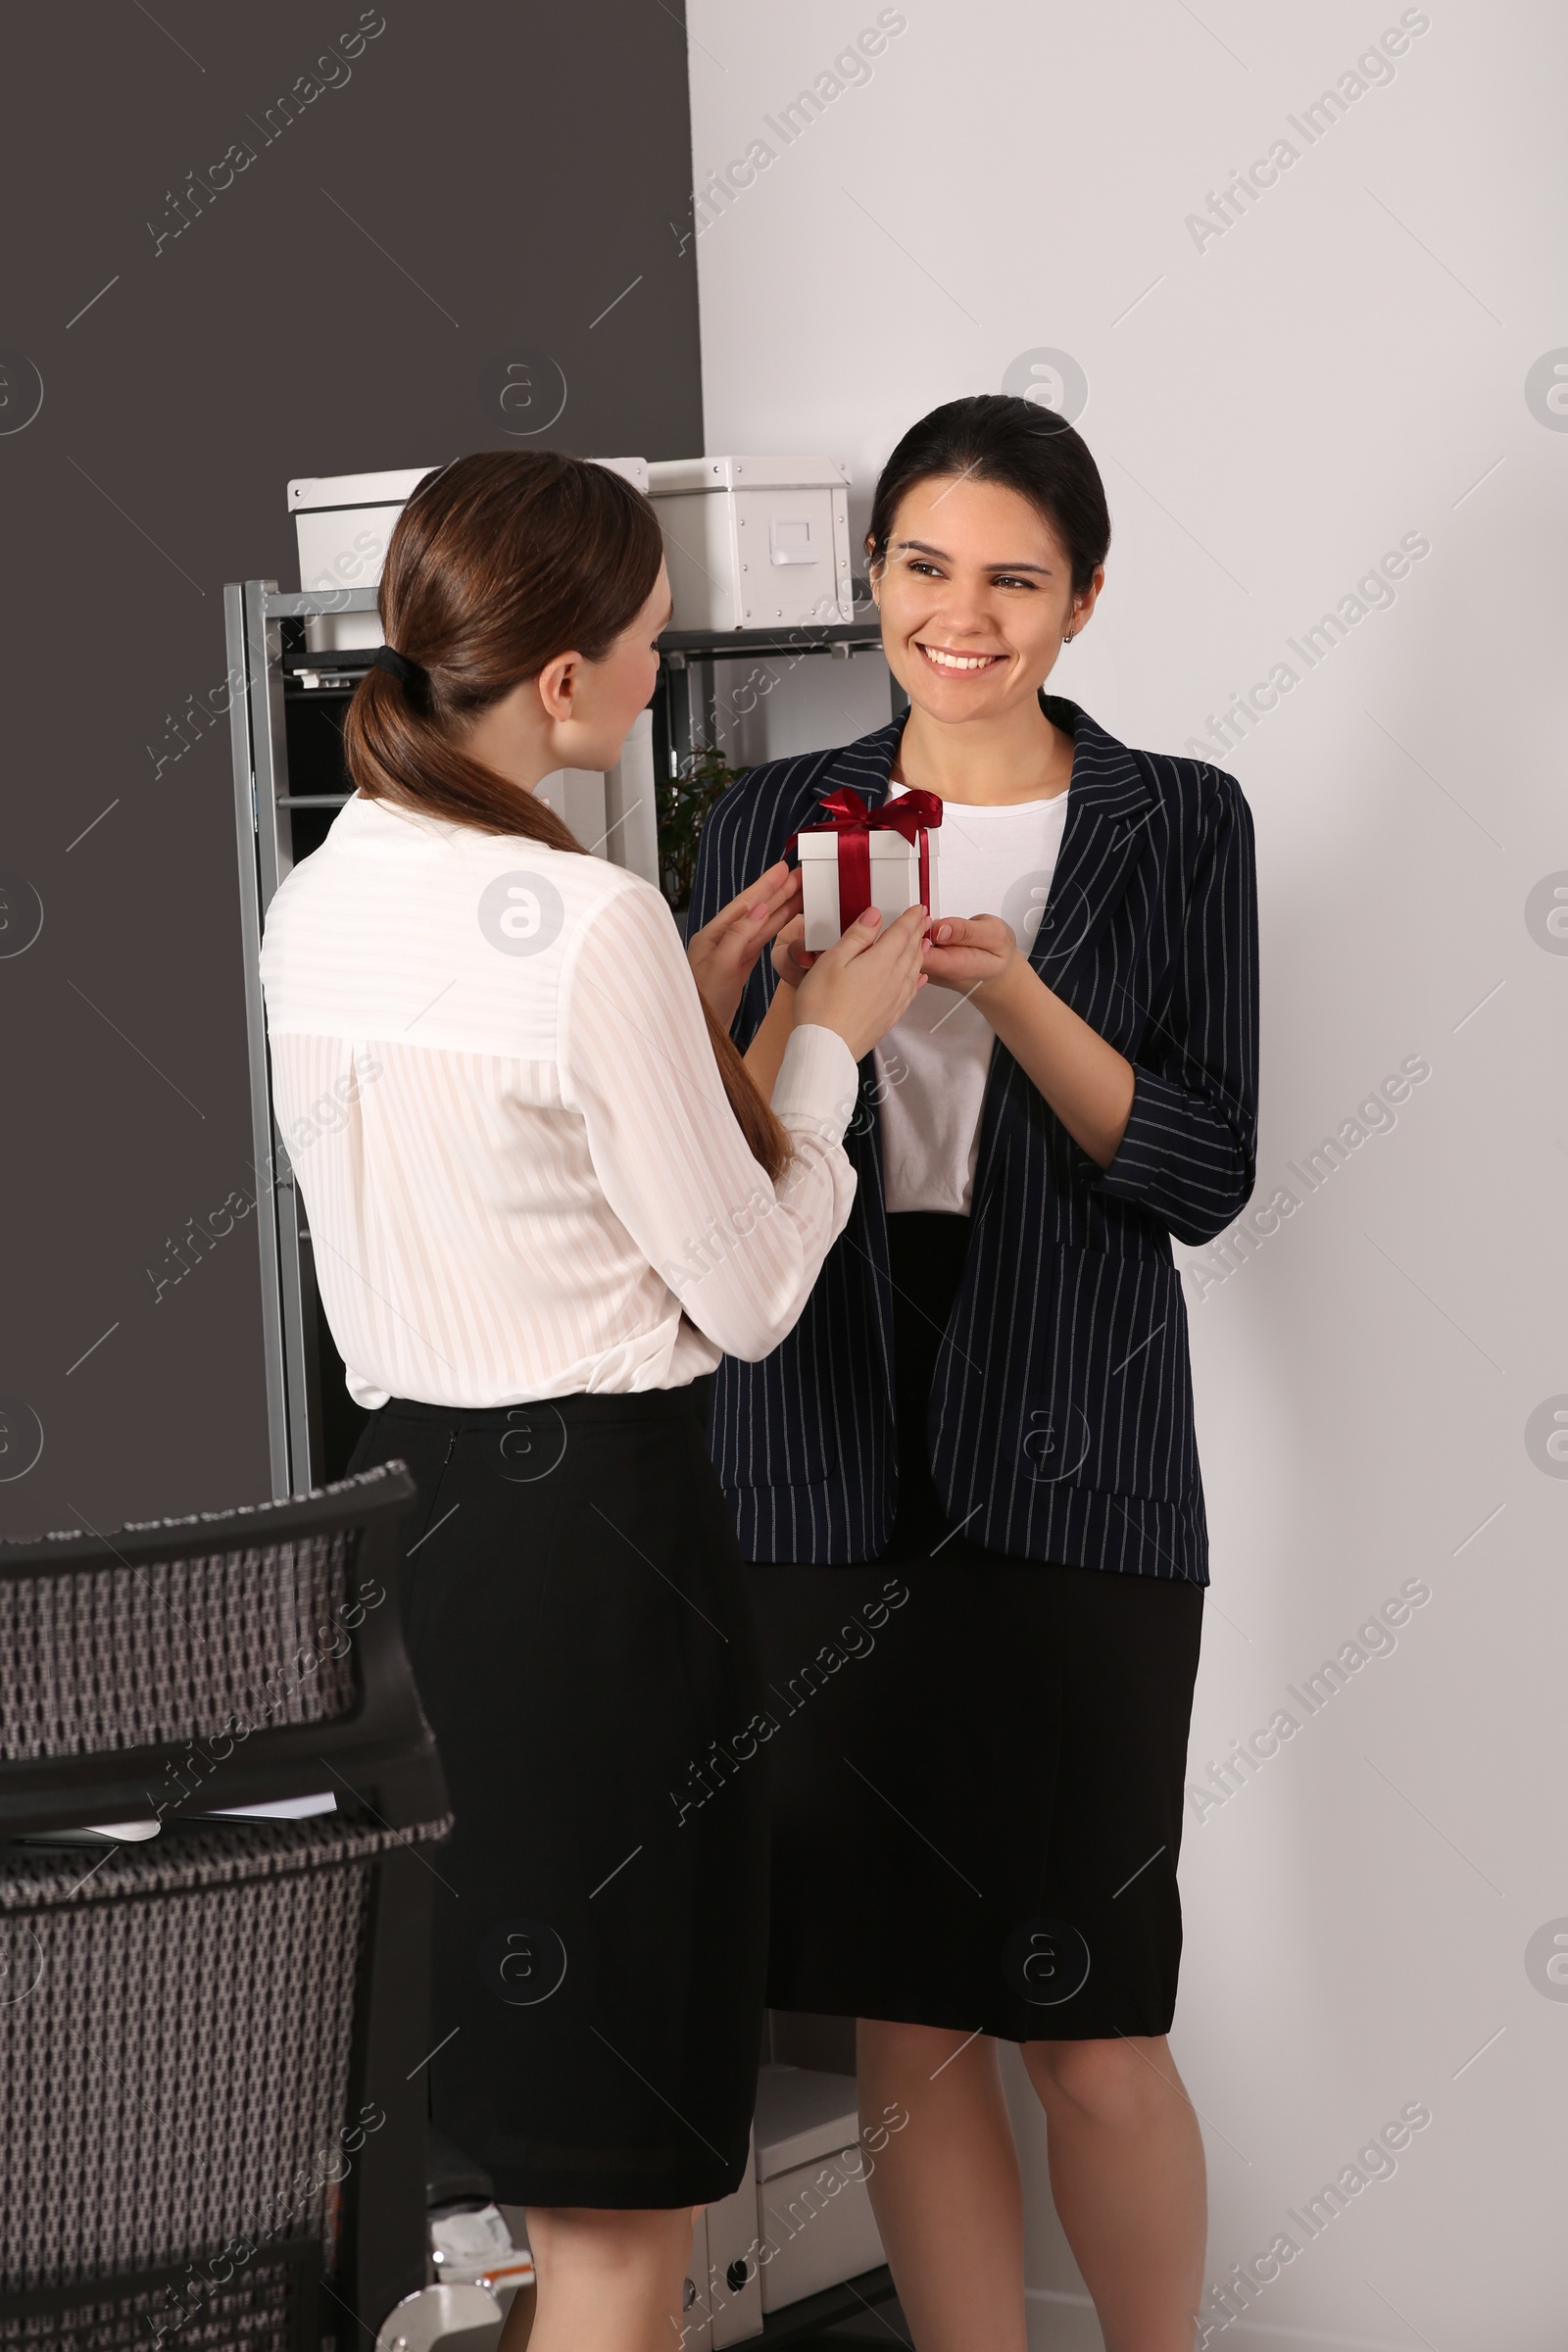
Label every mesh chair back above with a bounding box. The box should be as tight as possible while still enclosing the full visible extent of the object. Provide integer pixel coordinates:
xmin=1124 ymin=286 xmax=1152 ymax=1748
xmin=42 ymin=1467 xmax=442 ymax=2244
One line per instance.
xmin=0 ymin=1464 xmax=453 ymax=2351
xmin=0 ymin=1461 xmax=446 ymax=1838
xmin=1 ymin=1525 xmax=358 ymax=1763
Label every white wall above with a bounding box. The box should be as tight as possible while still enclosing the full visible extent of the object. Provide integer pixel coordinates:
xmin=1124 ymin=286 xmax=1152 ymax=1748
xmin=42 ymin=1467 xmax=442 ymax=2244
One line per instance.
xmin=689 ymin=3 xmax=1568 ymax=2343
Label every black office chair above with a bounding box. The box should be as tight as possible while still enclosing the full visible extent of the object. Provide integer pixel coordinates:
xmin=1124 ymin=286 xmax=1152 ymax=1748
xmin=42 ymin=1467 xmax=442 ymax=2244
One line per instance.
xmin=0 ymin=1460 xmax=453 ymax=2352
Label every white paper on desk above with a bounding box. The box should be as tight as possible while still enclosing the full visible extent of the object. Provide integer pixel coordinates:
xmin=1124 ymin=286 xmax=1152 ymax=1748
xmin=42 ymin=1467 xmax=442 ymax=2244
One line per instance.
xmin=205 ymin=1792 xmax=338 ymax=1820
xmin=23 ymin=1793 xmax=338 ymax=1845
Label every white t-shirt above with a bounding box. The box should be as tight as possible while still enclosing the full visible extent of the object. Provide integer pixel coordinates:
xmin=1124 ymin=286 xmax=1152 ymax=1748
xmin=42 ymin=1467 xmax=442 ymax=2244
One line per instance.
xmin=873 ymin=780 xmax=1070 ymax=1215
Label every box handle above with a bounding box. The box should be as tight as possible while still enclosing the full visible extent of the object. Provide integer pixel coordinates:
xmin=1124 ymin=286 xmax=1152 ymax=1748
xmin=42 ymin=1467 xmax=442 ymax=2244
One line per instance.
xmin=768 ymin=516 xmax=817 ymax=566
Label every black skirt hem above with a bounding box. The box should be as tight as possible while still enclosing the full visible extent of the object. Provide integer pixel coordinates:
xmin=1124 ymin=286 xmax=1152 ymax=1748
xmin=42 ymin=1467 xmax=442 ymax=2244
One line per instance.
xmin=481 ymin=2152 xmax=752 ymax=2211
xmin=763 ymin=1992 xmax=1180 ymax=2046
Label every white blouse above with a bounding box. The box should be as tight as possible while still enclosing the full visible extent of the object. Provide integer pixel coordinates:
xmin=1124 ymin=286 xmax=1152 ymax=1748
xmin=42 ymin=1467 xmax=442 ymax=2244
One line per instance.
xmin=258 ymin=792 xmax=861 ymax=1410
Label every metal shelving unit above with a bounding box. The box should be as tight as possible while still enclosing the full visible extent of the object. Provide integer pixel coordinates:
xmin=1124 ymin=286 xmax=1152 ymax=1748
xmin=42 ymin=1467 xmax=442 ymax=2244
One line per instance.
xmin=226 ymin=579 xmax=367 ymax=1502
xmin=654 ymin=618 xmax=905 ymax=784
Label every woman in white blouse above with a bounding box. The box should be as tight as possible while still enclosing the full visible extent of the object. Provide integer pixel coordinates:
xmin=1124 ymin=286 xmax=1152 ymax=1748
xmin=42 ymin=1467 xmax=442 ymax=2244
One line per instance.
xmin=258 ymin=451 xmax=926 ymax=2352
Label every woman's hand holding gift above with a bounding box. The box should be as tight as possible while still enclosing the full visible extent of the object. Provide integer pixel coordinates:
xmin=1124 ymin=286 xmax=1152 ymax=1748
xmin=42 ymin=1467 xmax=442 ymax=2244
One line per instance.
xmin=685 ymin=859 xmax=802 ymax=1026
xmin=770 ymin=913 xmax=817 ymax=991
xmin=919 ymin=912 xmax=1018 ymax=1003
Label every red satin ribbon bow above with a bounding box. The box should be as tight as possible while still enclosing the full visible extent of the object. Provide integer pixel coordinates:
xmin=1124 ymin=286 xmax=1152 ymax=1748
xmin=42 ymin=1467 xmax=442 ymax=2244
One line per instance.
xmin=788 ymin=786 xmax=944 ymax=934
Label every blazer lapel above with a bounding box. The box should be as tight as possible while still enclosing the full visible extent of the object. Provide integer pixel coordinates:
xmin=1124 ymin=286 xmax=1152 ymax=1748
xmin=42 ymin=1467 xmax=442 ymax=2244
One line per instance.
xmin=1026 ymin=695 xmax=1155 ymax=999
xmin=793 ymin=716 xmax=905 ymax=825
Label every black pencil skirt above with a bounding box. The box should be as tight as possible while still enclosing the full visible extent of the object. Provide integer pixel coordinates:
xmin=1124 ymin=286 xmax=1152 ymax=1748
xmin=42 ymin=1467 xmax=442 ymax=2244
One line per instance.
xmin=748 ymin=1212 xmax=1205 ymax=2043
xmin=345 ymin=1376 xmax=768 ymax=2209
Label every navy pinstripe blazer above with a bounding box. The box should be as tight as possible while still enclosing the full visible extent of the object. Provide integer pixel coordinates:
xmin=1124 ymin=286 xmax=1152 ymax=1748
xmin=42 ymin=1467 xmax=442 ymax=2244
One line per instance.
xmin=687 ymin=692 xmax=1258 ymax=1585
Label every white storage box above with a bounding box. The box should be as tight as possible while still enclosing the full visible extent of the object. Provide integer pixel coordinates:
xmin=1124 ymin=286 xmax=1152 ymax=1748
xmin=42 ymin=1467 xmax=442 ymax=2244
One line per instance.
xmin=290 ymin=465 xmax=440 ymax=605
xmin=646 ymin=456 xmax=854 ymax=631
xmin=753 ymin=2066 xmax=885 ymax=2314
xmin=683 ymin=2127 xmax=764 ymax=2348
xmin=288 ymin=457 xmax=650 ymax=650
xmin=799 ymin=824 xmax=940 ymax=952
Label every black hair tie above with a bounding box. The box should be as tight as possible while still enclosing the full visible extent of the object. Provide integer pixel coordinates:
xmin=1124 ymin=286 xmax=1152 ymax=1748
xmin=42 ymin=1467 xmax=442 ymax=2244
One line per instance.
xmin=371 ymin=644 xmax=425 ymax=689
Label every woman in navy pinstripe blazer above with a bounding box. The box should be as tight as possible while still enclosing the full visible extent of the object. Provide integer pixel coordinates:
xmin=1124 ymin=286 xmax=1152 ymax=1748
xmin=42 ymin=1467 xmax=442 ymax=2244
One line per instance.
xmin=687 ymin=397 xmax=1258 ymax=2352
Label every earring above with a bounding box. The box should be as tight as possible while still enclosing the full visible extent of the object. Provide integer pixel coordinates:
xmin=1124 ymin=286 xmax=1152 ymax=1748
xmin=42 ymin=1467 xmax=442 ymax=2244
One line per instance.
xmin=1061 ymin=631 xmax=1075 ymax=645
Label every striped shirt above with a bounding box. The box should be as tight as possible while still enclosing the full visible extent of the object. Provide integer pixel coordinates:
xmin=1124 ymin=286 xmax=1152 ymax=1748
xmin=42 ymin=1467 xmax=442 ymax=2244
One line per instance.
xmin=258 ymin=791 xmax=862 ymax=1410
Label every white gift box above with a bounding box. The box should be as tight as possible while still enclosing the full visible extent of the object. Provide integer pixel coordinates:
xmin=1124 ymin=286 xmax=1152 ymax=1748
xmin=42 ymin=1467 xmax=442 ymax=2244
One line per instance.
xmin=799 ymin=825 xmax=940 ymax=952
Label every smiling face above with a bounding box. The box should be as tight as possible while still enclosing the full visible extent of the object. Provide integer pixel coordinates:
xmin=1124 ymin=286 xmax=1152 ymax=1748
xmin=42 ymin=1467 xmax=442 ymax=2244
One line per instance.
xmin=869 ymin=473 xmax=1101 ymax=722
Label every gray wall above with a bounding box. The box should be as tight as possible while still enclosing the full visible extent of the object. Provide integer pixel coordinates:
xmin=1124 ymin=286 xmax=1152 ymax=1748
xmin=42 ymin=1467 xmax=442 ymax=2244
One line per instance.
xmin=1 ymin=2 xmax=703 ymax=1535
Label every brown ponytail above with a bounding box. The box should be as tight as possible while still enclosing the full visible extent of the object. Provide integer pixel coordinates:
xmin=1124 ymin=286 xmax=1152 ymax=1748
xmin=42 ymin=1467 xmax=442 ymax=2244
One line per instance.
xmin=342 ymin=451 xmax=792 ymax=1182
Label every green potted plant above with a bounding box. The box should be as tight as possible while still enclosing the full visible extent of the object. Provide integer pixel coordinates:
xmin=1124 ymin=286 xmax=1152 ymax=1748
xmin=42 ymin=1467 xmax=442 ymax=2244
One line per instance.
xmin=658 ymin=744 xmax=745 ymax=923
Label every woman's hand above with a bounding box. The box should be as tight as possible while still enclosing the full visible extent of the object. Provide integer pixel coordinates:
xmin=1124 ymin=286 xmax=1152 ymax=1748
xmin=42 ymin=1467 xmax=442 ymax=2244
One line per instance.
xmin=685 ymin=860 xmax=803 ymax=1028
xmin=918 ymin=912 xmax=1019 ymax=1008
xmin=925 ymin=914 xmax=1138 ymax=1168
xmin=794 ymin=904 xmax=927 ymax=1062
xmin=770 ymin=913 xmax=817 ymax=991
